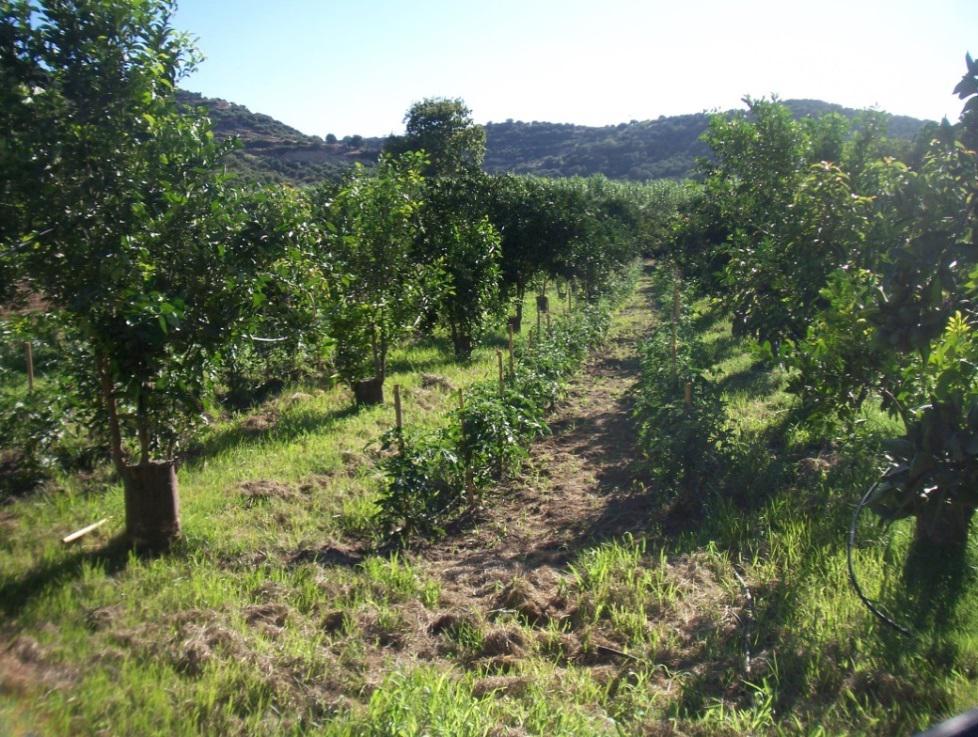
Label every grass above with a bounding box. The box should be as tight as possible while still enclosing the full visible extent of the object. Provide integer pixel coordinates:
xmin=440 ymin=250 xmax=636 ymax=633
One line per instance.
xmin=644 ymin=293 xmax=978 ymax=735
xmin=0 ymin=283 xmax=624 ymax=736
xmin=3 ymin=265 xmax=978 ymax=736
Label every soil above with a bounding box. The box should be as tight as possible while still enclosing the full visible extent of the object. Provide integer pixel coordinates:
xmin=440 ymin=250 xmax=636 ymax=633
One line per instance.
xmin=368 ymin=270 xmax=748 ymax=691
xmin=414 ymin=278 xmax=659 ymax=610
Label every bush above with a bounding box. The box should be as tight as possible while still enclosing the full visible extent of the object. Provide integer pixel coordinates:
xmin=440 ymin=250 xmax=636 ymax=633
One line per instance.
xmin=632 ymin=268 xmax=727 ymax=497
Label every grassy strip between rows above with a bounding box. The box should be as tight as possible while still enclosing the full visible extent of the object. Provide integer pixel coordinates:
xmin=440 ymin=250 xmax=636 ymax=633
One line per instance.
xmin=5 ymin=262 xmax=975 ymax=736
xmin=0 ymin=268 xmax=638 ymax=736
xmin=375 ymin=276 xmax=633 ymax=540
xmin=627 ymin=267 xmax=978 ymax=736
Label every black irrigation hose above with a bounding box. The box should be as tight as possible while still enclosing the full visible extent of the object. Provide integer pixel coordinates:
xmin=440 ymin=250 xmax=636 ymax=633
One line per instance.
xmin=731 ymin=561 xmax=755 ymax=677
xmin=847 ymin=480 xmax=913 ymax=637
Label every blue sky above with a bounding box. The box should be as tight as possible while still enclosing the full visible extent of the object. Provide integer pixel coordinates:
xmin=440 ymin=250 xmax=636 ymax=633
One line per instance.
xmin=173 ymin=0 xmax=978 ymax=139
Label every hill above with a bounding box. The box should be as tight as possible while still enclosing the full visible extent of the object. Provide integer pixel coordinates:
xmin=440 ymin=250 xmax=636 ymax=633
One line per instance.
xmin=176 ymin=91 xmax=384 ymax=185
xmin=484 ymin=100 xmax=932 ymax=180
xmin=179 ymin=92 xmax=933 ymax=185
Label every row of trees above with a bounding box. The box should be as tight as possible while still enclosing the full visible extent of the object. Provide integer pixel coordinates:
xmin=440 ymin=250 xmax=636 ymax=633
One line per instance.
xmin=0 ymin=0 xmax=681 ymax=548
xmin=669 ymin=57 xmax=978 ymax=551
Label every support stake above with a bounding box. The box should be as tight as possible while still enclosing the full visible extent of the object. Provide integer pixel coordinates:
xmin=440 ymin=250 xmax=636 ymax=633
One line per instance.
xmin=24 ymin=341 xmax=34 ymax=393
xmin=458 ymin=389 xmax=475 ymax=507
xmin=507 ymin=324 xmax=515 ymax=376
xmin=393 ymin=384 xmax=403 ymax=451
xmin=496 ymin=350 xmax=504 ymax=396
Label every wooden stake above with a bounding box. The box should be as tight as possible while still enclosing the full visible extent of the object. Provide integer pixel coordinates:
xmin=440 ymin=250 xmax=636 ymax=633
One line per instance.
xmin=458 ymin=389 xmax=475 ymax=506
xmin=507 ymin=325 xmax=515 ymax=376
xmin=62 ymin=518 xmax=109 ymax=545
xmin=684 ymin=381 xmax=692 ymax=409
xmin=394 ymin=384 xmax=404 ymax=452
xmin=24 ymin=341 xmax=33 ymax=393
xmin=546 ymin=312 xmax=552 ymax=333
xmin=394 ymin=384 xmax=403 ymax=428
xmin=496 ymin=350 xmax=504 ymax=396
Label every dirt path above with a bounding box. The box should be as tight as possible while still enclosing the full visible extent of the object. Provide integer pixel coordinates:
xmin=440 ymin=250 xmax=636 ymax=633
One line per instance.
xmin=412 ymin=269 xmax=660 ymax=617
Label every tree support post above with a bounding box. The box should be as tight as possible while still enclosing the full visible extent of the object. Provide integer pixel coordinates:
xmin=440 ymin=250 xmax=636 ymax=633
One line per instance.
xmin=24 ymin=341 xmax=33 ymax=393
xmin=393 ymin=384 xmax=404 ymax=452
xmin=507 ymin=324 xmax=515 ymax=376
xmin=458 ymin=389 xmax=475 ymax=508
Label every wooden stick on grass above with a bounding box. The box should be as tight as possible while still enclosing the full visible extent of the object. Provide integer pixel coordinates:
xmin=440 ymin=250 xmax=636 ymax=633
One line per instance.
xmin=458 ymin=389 xmax=475 ymax=507
xmin=62 ymin=518 xmax=109 ymax=545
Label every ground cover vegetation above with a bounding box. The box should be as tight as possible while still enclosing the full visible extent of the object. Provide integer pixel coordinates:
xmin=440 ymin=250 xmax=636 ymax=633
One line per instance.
xmin=623 ymin=54 xmax=978 ymax=733
xmin=3 ymin=0 xmax=978 ymax=735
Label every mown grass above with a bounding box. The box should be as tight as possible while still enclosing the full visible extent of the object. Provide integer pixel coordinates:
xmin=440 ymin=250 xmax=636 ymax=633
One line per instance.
xmin=4 ymin=267 xmax=977 ymax=736
xmin=639 ymin=294 xmax=978 ymax=736
xmin=0 ymin=283 xmax=623 ymax=736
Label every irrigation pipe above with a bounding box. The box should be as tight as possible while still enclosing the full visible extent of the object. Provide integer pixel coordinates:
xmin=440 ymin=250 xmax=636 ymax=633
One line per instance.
xmin=731 ymin=561 xmax=755 ymax=676
xmin=847 ymin=480 xmax=913 ymax=636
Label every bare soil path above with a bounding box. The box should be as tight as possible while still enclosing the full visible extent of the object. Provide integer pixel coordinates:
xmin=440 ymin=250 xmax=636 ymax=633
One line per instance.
xmin=412 ymin=267 xmax=661 ymax=618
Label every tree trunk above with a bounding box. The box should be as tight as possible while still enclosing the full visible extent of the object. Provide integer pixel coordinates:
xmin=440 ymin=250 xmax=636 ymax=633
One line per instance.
xmin=124 ymin=461 xmax=181 ymax=551
xmin=96 ymin=352 xmax=126 ymax=477
xmin=913 ymin=500 xmax=975 ymax=553
xmin=136 ymin=386 xmax=151 ymax=466
xmin=352 ymin=376 xmax=384 ymax=406
xmin=452 ymin=331 xmax=473 ymax=362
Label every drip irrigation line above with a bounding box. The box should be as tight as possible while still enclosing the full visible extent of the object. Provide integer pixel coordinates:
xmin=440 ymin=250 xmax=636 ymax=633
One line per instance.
xmin=847 ymin=479 xmax=913 ymax=637
xmin=731 ymin=560 xmax=755 ymax=676
xmin=247 ymin=334 xmax=289 ymax=343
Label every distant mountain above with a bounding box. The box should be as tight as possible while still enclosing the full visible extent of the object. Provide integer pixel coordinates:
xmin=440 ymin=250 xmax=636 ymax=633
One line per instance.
xmin=484 ymin=100 xmax=933 ymax=181
xmin=178 ymin=91 xmax=934 ymax=186
xmin=176 ymin=91 xmax=384 ymax=185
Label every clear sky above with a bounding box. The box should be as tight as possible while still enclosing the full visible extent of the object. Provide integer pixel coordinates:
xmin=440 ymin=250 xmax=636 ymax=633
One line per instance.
xmin=172 ymin=0 xmax=978 ymax=139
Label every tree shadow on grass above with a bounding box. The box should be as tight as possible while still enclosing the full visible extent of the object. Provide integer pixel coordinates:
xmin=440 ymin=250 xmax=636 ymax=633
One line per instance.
xmin=0 ymin=534 xmax=135 ymax=619
xmin=184 ymin=404 xmax=360 ymax=469
xmin=702 ymin=332 xmax=743 ymax=365
xmin=718 ymin=359 xmax=784 ymax=397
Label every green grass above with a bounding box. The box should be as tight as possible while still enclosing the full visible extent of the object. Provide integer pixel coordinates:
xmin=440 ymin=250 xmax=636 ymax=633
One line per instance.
xmin=0 ymin=284 xmax=619 ymax=736
xmin=4 ymin=267 xmax=978 ymax=736
xmin=643 ymin=295 xmax=978 ymax=735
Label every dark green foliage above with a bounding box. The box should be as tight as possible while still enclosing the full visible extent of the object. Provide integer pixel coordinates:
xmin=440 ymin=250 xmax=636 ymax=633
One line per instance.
xmin=690 ymin=56 xmax=978 ymax=548
xmin=419 ymin=175 xmax=503 ymax=361
xmin=954 ymin=52 xmax=978 ymax=150
xmin=386 ymin=97 xmax=486 ymax=178
xmin=375 ymin=426 xmax=466 ymax=538
xmin=632 ymin=270 xmax=727 ymax=493
xmin=317 ymin=153 xmax=431 ymax=392
xmin=0 ymin=0 xmax=326 ymax=478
